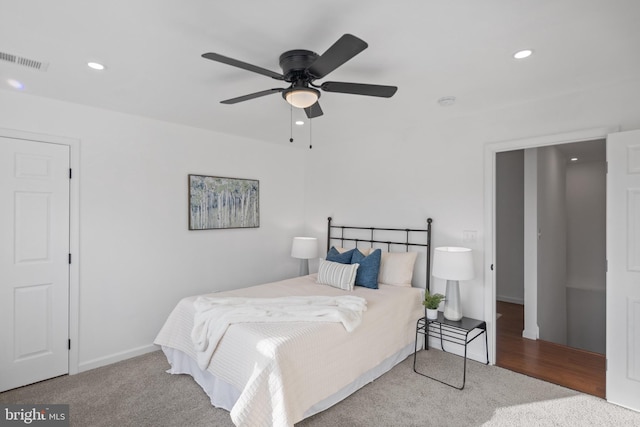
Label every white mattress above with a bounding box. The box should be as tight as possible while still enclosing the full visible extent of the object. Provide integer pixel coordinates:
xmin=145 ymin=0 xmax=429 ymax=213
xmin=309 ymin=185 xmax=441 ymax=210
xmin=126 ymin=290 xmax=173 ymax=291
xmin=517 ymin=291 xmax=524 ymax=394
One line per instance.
xmin=154 ymin=274 xmax=424 ymax=427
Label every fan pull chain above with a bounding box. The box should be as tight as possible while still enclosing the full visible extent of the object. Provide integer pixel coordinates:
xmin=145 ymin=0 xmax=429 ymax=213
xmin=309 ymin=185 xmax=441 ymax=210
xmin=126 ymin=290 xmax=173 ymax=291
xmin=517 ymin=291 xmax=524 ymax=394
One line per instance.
xmin=309 ymin=117 xmax=313 ymax=149
xmin=289 ymin=103 xmax=294 ymax=143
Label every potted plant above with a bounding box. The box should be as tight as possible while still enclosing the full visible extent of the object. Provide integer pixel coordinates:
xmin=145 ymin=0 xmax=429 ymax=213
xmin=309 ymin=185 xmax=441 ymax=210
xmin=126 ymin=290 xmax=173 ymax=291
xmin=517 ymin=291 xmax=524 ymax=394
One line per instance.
xmin=423 ymin=290 xmax=445 ymax=320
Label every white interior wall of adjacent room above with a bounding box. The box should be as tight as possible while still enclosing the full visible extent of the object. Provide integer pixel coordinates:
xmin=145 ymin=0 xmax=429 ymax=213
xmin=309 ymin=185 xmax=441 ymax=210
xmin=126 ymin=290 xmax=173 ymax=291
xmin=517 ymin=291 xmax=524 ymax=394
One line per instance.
xmin=495 ymin=150 xmax=525 ymax=304
xmin=566 ymin=160 xmax=607 ymax=291
xmin=303 ymin=78 xmax=640 ymax=362
xmin=523 ymin=148 xmax=539 ymax=340
xmin=0 ymin=91 xmax=307 ymax=371
xmin=536 ymin=145 xmax=568 ymax=346
xmin=567 ymin=285 xmax=606 ymax=353
xmin=566 ymin=158 xmax=607 ymax=353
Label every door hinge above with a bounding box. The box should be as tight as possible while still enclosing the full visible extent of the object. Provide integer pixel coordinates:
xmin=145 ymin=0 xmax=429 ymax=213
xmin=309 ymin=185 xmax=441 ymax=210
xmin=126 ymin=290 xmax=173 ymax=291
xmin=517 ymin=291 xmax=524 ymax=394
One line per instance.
xmin=68 ymin=253 xmax=72 ymax=264
xmin=68 ymin=339 xmax=71 ymax=350
xmin=69 ymin=168 xmax=72 ymax=179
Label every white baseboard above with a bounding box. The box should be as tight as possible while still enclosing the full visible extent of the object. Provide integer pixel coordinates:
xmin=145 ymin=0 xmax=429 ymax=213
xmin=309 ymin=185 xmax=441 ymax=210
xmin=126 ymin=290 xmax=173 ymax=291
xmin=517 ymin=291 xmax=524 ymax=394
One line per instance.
xmin=77 ymin=343 xmax=159 ymax=373
xmin=522 ymin=326 xmax=539 ymax=340
xmin=496 ymin=295 xmax=524 ymax=305
xmin=426 ymin=336 xmax=487 ymax=363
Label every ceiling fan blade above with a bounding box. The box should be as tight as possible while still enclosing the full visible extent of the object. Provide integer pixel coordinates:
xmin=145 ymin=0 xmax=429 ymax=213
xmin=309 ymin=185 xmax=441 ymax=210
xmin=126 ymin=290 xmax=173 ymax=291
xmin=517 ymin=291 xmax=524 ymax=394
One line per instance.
xmin=202 ymin=52 xmax=284 ymax=80
xmin=220 ymin=88 xmax=284 ymax=104
xmin=306 ymin=34 xmax=368 ymax=79
xmin=304 ymin=102 xmax=324 ymax=118
xmin=320 ymin=81 xmax=397 ymax=98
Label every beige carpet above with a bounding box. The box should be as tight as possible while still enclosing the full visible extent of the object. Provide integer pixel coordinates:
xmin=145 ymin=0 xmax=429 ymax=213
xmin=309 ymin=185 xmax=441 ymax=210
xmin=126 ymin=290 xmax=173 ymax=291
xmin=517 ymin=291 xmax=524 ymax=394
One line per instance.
xmin=1 ymin=349 xmax=638 ymax=426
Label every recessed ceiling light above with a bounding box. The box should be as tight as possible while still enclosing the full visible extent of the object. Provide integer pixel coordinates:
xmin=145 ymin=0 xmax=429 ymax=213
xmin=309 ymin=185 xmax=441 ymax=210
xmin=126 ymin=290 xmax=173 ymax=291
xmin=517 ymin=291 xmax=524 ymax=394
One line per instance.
xmin=295 ymin=120 xmax=304 ymax=126
xmin=513 ymin=49 xmax=533 ymax=59
xmin=87 ymin=62 xmax=105 ymax=70
xmin=570 ymin=157 xmax=578 ymax=162
xmin=437 ymin=96 xmax=456 ymax=107
xmin=7 ymin=79 xmax=24 ymax=90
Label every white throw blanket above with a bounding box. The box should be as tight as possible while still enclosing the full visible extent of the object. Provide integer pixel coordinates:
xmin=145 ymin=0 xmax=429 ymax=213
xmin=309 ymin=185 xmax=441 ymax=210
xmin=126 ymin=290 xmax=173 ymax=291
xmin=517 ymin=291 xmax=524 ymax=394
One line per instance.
xmin=191 ymin=295 xmax=367 ymax=370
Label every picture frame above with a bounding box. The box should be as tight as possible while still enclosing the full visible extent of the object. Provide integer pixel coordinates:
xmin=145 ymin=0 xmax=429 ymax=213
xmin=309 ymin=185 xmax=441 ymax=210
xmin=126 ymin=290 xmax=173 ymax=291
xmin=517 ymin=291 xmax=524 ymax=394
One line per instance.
xmin=188 ymin=174 xmax=260 ymax=230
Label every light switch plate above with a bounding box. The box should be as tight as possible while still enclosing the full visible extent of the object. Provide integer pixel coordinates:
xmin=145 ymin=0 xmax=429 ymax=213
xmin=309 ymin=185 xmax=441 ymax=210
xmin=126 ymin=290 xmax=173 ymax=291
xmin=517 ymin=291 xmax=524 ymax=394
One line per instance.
xmin=462 ymin=230 xmax=477 ymax=243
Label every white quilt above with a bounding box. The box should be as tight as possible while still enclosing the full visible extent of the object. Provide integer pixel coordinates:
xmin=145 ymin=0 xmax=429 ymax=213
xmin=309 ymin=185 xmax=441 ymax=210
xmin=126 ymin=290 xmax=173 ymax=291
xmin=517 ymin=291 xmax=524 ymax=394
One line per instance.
xmin=191 ymin=295 xmax=367 ymax=370
xmin=154 ymin=274 xmax=423 ymax=427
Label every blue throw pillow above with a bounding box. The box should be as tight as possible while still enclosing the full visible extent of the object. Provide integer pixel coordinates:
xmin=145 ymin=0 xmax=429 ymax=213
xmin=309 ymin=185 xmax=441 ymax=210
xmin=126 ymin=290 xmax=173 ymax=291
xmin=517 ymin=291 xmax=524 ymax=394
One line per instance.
xmin=351 ymin=248 xmax=381 ymax=289
xmin=326 ymin=247 xmax=356 ymax=264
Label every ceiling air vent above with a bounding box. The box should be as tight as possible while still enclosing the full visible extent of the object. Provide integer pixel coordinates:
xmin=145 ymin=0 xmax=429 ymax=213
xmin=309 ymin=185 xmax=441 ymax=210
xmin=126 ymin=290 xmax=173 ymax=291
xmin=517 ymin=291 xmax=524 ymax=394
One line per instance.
xmin=0 ymin=51 xmax=49 ymax=71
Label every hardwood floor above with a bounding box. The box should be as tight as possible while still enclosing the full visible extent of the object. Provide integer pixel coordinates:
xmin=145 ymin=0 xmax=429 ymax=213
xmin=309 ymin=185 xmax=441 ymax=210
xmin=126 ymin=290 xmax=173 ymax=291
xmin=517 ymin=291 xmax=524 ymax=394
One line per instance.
xmin=496 ymin=301 xmax=606 ymax=399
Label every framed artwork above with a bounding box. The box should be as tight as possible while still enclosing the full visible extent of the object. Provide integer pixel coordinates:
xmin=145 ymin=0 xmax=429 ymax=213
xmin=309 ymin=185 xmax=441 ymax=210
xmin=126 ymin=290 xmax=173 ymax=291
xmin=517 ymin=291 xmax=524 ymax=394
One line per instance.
xmin=188 ymin=174 xmax=260 ymax=230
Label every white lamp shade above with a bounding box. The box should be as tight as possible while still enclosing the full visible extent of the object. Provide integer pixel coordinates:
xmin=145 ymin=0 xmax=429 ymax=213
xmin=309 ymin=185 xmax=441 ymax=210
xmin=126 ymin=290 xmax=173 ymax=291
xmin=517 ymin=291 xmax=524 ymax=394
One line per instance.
xmin=432 ymin=247 xmax=474 ymax=281
xmin=291 ymin=237 xmax=318 ymax=259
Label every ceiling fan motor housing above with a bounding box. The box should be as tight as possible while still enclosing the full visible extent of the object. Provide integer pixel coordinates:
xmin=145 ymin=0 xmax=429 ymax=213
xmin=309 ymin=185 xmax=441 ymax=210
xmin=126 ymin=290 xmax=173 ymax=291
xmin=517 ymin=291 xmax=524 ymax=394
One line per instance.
xmin=279 ymin=50 xmax=319 ymax=82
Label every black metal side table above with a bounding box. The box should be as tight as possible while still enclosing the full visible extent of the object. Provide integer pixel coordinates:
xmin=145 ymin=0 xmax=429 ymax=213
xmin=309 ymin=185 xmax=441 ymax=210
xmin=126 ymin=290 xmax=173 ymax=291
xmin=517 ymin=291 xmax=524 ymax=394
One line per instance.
xmin=413 ymin=311 xmax=488 ymax=390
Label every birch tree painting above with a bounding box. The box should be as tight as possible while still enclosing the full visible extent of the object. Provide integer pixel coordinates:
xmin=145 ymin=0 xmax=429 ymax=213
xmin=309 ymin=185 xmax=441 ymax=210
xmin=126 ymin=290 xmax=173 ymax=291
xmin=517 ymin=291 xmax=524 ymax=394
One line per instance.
xmin=189 ymin=175 xmax=259 ymax=230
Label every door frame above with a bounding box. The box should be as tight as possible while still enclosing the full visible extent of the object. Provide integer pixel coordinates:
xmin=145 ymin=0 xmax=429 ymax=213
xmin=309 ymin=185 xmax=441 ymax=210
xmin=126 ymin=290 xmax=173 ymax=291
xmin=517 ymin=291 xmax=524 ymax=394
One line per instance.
xmin=0 ymin=127 xmax=80 ymax=375
xmin=483 ymin=126 xmax=616 ymax=364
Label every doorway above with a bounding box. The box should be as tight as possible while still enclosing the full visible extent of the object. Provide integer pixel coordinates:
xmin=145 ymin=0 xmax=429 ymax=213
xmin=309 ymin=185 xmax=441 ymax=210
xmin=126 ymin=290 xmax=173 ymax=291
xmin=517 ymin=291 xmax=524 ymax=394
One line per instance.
xmin=494 ymin=140 xmax=607 ymax=397
xmin=485 ymin=127 xmax=640 ymax=411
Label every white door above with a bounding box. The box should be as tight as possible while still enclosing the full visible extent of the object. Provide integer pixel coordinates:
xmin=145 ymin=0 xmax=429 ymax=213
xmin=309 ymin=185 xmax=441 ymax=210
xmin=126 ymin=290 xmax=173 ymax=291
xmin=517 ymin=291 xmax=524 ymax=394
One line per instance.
xmin=0 ymin=137 xmax=70 ymax=392
xmin=607 ymin=129 xmax=640 ymax=410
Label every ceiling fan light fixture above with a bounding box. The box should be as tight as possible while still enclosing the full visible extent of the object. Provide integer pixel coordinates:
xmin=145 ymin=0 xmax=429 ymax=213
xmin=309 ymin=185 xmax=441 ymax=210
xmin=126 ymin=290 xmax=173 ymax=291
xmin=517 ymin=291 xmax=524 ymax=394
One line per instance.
xmin=284 ymin=87 xmax=320 ymax=109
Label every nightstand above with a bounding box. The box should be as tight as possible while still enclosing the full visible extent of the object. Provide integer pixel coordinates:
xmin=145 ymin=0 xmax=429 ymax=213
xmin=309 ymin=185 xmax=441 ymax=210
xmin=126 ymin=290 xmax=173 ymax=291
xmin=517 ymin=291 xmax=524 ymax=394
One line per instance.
xmin=413 ymin=311 xmax=488 ymax=390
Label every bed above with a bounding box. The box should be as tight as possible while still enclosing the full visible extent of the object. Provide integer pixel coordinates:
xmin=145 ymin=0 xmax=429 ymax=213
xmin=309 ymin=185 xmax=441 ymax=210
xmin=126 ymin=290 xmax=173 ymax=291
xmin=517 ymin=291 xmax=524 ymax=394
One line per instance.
xmin=154 ymin=217 xmax=433 ymax=427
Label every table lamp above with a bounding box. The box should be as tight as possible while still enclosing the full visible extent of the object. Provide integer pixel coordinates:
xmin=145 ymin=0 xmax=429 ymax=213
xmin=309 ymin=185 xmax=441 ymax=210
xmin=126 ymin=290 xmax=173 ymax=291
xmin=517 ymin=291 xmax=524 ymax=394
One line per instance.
xmin=291 ymin=237 xmax=318 ymax=276
xmin=432 ymin=247 xmax=474 ymax=321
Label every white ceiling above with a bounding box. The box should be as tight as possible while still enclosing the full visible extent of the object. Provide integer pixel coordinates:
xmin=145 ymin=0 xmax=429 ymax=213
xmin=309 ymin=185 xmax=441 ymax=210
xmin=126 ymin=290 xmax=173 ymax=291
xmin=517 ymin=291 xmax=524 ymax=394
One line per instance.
xmin=1 ymin=1 xmax=639 ymax=144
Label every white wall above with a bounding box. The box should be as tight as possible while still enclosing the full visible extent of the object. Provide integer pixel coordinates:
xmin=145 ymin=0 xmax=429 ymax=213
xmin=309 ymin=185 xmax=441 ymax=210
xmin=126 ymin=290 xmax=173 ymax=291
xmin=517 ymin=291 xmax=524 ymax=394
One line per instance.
xmin=566 ymin=157 xmax=607 ymax=353
xmin=304 ymin=78 xmax=640 ymax=361
xmin=2 ymin=75 xmax=640 ymax=367
xmin=536 ymin=145 xmax=568 ymax=345
xmin=523 ymin=148 xmax=539 ymax=340
xmin=567 ymin=287 xmax=606 ymax=354
xmin=566 ymin=159 xmax=607 ymax=291
xmin=0 ymin=91 xmax=307 ymax=370
xmin=496 ymin=150 xmax=524 ymax=304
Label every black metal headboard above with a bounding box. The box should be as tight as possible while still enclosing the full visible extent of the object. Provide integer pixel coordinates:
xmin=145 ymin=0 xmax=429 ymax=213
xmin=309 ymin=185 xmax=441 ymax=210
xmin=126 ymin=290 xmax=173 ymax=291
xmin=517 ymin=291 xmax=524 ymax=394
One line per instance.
xmin=327 ymin=217 xmax=433 ymax=291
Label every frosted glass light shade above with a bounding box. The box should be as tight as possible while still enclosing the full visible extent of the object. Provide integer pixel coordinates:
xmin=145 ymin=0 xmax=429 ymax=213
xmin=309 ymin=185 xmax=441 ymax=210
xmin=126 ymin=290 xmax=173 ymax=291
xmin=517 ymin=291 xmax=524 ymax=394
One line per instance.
xmin=285 ymin=89 xmax=319 ymax=108
xmin=432 ymin=247 xmax=474 ymax=280
xmin=291 ymin=237 xmax=318 ymax=259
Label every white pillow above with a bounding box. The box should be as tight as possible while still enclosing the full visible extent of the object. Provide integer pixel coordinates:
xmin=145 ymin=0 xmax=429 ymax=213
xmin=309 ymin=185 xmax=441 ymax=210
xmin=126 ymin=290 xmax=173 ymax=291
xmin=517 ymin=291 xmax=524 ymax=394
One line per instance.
xmin=317 ymin=259 xmax=359 ymax=291
xmin=378 ymin=252 xmax=418 ymax=286
xmin=335 ymin=247 xmax=371 ymax=256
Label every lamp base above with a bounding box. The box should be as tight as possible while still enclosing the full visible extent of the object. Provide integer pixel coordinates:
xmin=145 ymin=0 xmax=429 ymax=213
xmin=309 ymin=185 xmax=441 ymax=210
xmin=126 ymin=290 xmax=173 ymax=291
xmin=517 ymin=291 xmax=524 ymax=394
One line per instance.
xmin=298 ymin=259 xmax=310 ymax=276
xmin=444 ymin=280 xmax=462 ymax=321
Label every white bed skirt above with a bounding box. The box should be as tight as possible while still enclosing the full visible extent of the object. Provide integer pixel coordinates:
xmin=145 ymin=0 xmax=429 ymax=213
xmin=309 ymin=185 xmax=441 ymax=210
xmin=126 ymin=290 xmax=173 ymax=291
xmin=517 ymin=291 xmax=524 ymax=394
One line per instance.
xmin=162 ymin=346 xmax=241 ymax=411
xmin=162 ymin=338 xmax=421 ymax=421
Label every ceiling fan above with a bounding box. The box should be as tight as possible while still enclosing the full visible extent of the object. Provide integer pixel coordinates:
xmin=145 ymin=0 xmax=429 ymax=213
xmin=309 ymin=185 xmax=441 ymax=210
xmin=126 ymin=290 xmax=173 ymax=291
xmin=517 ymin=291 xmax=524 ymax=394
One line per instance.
xmin=201 ymin=34 xmax=398 ymax=118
